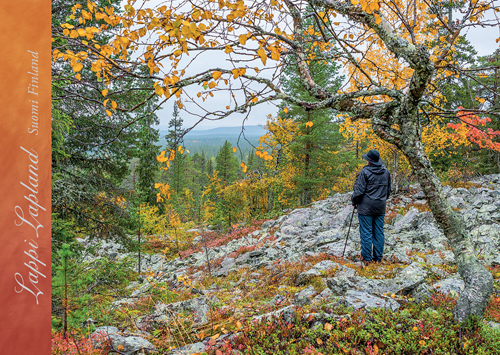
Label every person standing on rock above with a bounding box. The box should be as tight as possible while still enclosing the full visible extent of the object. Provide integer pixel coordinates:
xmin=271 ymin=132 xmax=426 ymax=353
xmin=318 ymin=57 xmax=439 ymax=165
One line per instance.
xmin=351 ymin=149 xmax=391 ymax=264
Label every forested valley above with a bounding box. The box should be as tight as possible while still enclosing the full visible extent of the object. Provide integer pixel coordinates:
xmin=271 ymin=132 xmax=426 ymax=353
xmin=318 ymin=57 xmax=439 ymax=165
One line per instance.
xmin=50 ymin=0 xmax=500 ymax=353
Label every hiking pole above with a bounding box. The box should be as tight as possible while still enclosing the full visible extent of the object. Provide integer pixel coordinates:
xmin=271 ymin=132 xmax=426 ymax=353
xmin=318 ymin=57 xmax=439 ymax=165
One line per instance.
xmin=342 ymin=206 xmax=357 ymax=258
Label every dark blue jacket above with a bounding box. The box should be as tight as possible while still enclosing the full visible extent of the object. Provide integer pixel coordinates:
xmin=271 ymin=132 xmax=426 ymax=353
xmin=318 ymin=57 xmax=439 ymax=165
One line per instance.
xmin=351 ymin=164 xmax=391 ymax=216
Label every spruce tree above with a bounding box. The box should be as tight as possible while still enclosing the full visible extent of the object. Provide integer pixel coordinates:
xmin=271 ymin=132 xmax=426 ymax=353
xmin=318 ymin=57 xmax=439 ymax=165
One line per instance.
xmin=279 ymin=24 xmax=345 ymax=205
xmin=136 ymin=115 xmax=160 ymax=205
xmin=164 ymin=102 xmax=186 ymax=195
xmin=215 ymin=140 xmax=239 ymax=184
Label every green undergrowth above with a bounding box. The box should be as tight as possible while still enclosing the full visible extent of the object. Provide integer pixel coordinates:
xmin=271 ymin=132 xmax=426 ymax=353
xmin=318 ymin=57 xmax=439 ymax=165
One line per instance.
xmin=199 ymin=287 xmax=500 ymax=355
xmin=204 ymin=295 xmax=500 ymax=355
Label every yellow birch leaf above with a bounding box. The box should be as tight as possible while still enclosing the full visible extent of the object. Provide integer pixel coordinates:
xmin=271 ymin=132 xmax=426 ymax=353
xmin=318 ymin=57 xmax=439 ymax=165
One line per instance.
xmin=72 ymin=62 xmax=83 ymax=72
xmin=106 ymin=110 xmax=112 ymax=117
xmin=233 ymin=147 xmax=237 ymax=153
xmin=155 ymin=85 xmax=164 ymax=96
xmin=284 ymin=107 xmax=289 ymax=113
xmin=212 ymin=71 xmax=222 ymax=80
xmin=239 ymin=34 xmax=247 ymax=45
xmin=111 ymin=100 xmax=117 ymax=109
xmin=257 ymin=48 xmax=267 ymax=65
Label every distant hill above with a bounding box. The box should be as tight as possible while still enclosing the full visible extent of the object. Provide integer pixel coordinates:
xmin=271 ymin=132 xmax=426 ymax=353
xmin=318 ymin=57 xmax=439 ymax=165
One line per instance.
xmin=158 ymin=125 xmax=266 ymax=138
xmin=157 ymin=125 xmax=266 ymax=159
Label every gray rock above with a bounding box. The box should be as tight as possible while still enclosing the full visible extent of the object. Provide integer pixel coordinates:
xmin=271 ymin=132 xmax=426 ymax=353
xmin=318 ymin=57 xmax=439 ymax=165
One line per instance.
xmin=253 ymin=305 xmax=296 ymax=324
xmin=215 ymin=257 xmax=236 ymax=277
xmin=394 ymin=208 xmax=420 ymax=231
xmin=94 ymin=326 xmax=120 ymax=336
xmin=280 ymin=209 xmax=312 ymax=229
xmin=294 ymin=285 xmax=318 ymax=306
xmin=413 ymin=191 xmax=426 ymax=199
xmin=411 ymin=283 xmax=432 ymax=302
xmin=295 ymin=269 xmax=322 ymax=286
xmin=335 ymin=265 xmax=357 ymax=278
xmin=327 ymin=277 xmax=357 ymax=296
xmin=312 ymin=260 xmax=339 ymax=272
xmin=319 ymin=240 xmax=358 ymax=258
xmin=155 ymin=297 xmax=211 ymax=326
xmin=330 ymin=205 xmax=356 ymax=228
xmin=492 ymin=255 xmax=500 ymax=266
xmin=441 ymin=250 xmax=455 ymax=264
xmin=386 ymin=246 xmax=411 ymax=264
xmin=262 ymin=219 xmax=276 ymax=229
xmin=434 ymin=277 xmax=464 ymax=296
xmin=426 ymin=253 xmax=444 ymax=265
xmin=343 ymin=290 xmax=400 ymax=312
xmin=295 ymin=260 xmax=343 ymax=286
xmin=269 ymin=294 xmax=287 ymax=305
xmin=110 ymin=298 xmax=136 ymax=310
xmin=385 ymin=262 xmax=427 ymax=295
xmin=92 ymin=327 xmax=157 ymax=354
xmin=447 ymin=195 xmax=465 ymax=209
xmin=316 ymin=288 xmax=332 ymax=300
xmin=314 ymin=232 xmax=342 ymax=247
xmin=131 ymin=282 xmax=152 ymax=297
xmin=167 ymin=342 xmax=205 ymax=355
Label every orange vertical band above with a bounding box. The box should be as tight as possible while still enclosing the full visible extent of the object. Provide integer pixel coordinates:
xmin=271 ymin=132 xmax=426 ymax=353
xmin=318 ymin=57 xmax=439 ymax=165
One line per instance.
xmin=0 ymin=1 xmax=52 ymax=353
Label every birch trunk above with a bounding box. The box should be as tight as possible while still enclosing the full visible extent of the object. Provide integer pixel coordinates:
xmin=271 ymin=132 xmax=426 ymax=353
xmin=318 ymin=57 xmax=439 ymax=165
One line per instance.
xmin=396 ymin=133 xmax=493 ymax=323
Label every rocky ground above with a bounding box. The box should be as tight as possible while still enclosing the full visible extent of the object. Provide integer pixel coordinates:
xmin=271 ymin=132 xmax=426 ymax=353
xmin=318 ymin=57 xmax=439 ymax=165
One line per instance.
xmin=77 ymin=175 xmax=500 ymax=354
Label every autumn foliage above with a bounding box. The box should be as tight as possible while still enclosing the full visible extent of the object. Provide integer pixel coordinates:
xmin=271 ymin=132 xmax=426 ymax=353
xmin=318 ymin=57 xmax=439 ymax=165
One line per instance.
xmin=448 ymin=108 xmax=500 ymax=151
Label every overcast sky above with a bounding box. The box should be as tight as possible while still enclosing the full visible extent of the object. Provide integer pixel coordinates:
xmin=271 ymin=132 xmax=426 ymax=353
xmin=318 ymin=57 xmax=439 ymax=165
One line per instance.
xmin=153 ymin=7 xmax=500 ymax=131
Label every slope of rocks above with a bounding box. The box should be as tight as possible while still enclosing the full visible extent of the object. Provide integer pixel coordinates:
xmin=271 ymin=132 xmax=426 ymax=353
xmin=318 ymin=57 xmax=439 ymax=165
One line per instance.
xmin=83 ymin=174 xmax=500 ymax=354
